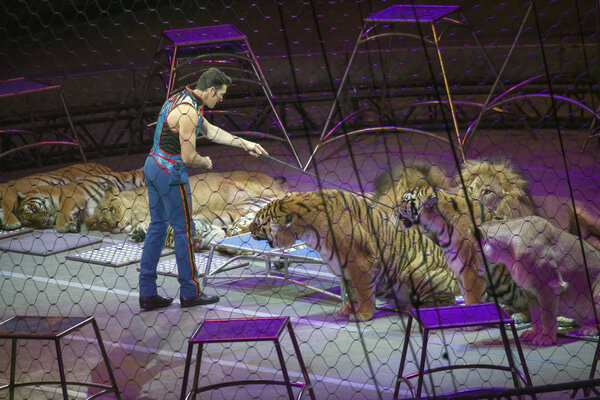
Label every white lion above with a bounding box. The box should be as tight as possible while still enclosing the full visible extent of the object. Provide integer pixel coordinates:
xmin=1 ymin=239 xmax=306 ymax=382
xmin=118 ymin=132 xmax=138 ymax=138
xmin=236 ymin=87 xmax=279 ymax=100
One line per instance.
xmin=480 ymin=215 xmax=600 ymax=346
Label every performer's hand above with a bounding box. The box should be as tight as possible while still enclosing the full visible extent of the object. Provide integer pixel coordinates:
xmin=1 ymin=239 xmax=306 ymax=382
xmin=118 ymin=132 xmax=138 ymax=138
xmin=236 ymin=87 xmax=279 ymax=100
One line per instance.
xmin=245 ymin=141 xmax=268 ymax=157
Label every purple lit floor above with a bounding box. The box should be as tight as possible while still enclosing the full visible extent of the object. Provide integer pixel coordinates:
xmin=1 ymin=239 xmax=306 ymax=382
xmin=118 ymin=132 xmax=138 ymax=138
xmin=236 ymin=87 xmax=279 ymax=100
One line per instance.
xmin=0 ymin=129 xmax=598 ymax=399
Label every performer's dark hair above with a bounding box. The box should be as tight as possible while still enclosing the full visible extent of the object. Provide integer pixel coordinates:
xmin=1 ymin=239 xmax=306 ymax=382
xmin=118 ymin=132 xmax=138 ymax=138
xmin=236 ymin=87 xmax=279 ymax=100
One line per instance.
xmin=196 ymin=67 xmax=232 ymax=90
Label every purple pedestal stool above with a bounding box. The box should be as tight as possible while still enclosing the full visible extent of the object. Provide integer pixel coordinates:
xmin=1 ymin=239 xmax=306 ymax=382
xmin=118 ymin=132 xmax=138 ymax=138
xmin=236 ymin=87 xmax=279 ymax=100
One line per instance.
xmin=0 ymin=316 xmax=121 ymax=400
xmin=394 ymin=303 xmax=532 ymax=399
xmin=180 ymin=316 xmax=316 ymax=400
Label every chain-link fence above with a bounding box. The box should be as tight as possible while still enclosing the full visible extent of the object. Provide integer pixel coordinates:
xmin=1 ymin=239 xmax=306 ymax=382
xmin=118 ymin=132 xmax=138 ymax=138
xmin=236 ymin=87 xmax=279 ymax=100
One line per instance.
xmin=1 ymin=1 xmax=599 ymax=399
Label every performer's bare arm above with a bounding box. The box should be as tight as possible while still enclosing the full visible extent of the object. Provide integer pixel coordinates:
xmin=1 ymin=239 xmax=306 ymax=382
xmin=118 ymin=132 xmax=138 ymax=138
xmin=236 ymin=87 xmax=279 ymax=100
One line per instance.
xmin=200 ymin=118 xmax=268 ymax=157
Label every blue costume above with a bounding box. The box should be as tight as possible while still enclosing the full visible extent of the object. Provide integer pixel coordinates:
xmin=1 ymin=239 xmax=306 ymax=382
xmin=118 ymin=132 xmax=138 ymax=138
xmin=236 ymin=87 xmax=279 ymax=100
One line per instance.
xmin=139 ymin=89 xmax=204 ymax=298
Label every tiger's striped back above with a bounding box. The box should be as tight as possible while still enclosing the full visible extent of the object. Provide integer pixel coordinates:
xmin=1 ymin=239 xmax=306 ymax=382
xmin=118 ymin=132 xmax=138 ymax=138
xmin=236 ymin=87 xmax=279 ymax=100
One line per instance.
xmin=250 ymin=189 xmax=459 ymax=321
xmin=0 ymin=162 xmax=113 ymax=229
xmin=16 ymin=168 xmax=145 ymax=232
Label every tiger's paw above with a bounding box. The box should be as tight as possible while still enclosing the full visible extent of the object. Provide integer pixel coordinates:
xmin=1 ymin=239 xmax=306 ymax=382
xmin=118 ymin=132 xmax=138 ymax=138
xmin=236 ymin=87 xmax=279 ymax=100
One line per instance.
xmin=577 ymin=324 xmax=598 ymax=337
xmin=531 ymin=333 xmax=557 ymax=346
xmin=130 ymin=228 xmax=146 ymax=242
xmin=349 ymin=312 xmax=373 ymax=322
xmin=520 ymin=329 xmax=538 ymax=342
xmin=512 ymin=312 xmax=531 ymax=325
xmin=557 ymin=316 xmax=577 ymax=328
xmin=521 ymin=328 xmax=556 ymax=345
xmin=337 ymin=305 xmax=353 ymax=317
xmin=56 ymin=222 xmax=80 ymax=233
xmin=2 ymin=220 xmax=22 ymax=231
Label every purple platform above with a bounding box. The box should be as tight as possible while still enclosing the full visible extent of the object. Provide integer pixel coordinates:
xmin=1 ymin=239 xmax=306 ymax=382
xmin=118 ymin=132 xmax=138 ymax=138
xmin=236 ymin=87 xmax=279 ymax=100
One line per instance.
xmin=181 ymin=316 xmax=316 ymax=400
xmin=411 ymin=302 xmax=513 ymax=329
xmin=163 ymin=24 xmax=246 ymax=46
xmin=191 ymin=317 xmax=288 ymax=343
xmin=0 ymin=316 xmax=91 ymax=339
xmin=365 ymin=5 xmax=460 ymax=23
xmin=0 ymin=77 xmax=60 ymax=98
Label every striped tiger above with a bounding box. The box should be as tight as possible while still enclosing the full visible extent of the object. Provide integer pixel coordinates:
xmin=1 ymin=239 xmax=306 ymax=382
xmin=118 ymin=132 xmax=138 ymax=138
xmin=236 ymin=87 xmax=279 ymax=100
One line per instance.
xmin=16 ymin=168 xmax=145 ymax=233
xmin=0 ymin=162 xmax=113 ymax=230
xmin=163 ymin=195 xmax=278 ymax=250
xmin=395 ymin=186 xmax=528 ymax=312
xmin=249 ymin=189 xmax=459 ymax=322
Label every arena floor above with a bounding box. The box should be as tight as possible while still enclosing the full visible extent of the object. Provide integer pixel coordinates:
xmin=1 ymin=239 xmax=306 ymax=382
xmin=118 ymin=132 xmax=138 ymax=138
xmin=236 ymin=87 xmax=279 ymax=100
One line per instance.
xmin=1 ymin=128 xmax=599 ymax=399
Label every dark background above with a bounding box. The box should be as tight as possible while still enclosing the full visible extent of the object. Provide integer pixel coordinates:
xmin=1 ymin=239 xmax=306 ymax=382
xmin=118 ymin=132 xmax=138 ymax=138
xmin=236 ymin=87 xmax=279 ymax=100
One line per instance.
xmin=0 ymin=0 xmax=598 ymax=170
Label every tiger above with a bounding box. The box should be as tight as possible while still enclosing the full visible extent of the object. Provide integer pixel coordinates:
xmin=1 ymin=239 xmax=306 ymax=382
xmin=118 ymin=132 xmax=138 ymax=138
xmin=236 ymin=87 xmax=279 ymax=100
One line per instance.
xmin=249 ymin=189 xmax=460 ymax=322
xmin=373 ymin=162 xmax=452 ymax=209
xmin=163 ymin=195 xmax=278 ymax=251
xmin=395 ymin=186 xmax=528 ymax=312
xmin=0 ymin=162 xmax=113 ymax=230
xmin=480 ymin=215 xmax=600 ymax=345
xmin=85 ymin=171 xmax=287 ymax=246
xmin=16 ymin=168 xmax=145 ymax=233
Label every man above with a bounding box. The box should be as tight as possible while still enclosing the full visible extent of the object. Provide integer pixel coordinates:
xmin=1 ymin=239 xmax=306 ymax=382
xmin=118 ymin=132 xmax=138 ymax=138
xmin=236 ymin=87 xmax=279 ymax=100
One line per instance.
xmin=139 ymin=67 xmax=268 ymax=310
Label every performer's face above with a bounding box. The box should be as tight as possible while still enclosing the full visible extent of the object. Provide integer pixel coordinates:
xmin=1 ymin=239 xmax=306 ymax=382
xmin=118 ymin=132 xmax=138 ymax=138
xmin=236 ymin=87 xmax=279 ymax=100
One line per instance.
xmin=207 ymin=85 xmax=227 ymax=109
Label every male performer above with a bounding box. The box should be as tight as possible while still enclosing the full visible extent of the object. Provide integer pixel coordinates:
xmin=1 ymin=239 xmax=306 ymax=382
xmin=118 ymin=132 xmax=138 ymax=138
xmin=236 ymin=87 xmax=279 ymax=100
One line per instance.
xmin=139 ymin=67 xmax=268 ymax=310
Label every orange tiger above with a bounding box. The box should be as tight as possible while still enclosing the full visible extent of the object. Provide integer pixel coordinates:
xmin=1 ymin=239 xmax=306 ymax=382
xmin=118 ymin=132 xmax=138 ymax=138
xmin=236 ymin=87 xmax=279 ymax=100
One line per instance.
xmin=249 ymin=189 xmax=459 ymax=322
xmin=17 ymin=168 xmax=145 ymax=232
xmin=0 ymin=162 xmax=112 ymax=230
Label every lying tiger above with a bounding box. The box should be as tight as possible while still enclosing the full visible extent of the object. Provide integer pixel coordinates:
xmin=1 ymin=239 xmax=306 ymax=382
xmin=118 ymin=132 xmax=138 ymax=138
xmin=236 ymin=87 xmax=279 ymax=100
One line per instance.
xmin=85 ymin=171 xmax=288 ymax=248
xmin=249 ymin=189 xmax=459 ymax=322
xmin=480 ymin=215 xmax=600 ymax=345
xmin=16 ymin=168 xmax=145 ymax=232
xmin=396 ymin=186 xmax=528 ymax=313
xmin=1 ymin=162 xmax=113 ymax=230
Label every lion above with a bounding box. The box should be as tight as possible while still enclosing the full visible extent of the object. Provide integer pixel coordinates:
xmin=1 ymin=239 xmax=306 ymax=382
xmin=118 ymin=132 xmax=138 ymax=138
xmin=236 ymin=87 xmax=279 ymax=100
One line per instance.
xmin=459 ymin=158 xmax=600 ymax=250
xmin=458 ymin=159 xmax=599 ymax=325
xmin=480 ymin=215 xmax=600 ymax=345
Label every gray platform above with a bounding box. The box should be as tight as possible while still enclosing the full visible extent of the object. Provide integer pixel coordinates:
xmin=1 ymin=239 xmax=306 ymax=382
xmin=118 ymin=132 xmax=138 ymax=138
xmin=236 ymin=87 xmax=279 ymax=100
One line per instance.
xmin=66 ymin=241 xmax=174 ymax=267
xmin=0 ymin=231 xmax=102 ymax=256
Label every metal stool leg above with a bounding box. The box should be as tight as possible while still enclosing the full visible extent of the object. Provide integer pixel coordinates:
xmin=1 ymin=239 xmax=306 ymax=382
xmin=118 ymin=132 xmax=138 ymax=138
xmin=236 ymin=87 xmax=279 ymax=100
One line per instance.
xmin=416 ymin=329 xmax=430 ymax=398
xmin=509 ymin=322 xmax=533 ymax=387
xmin=286 ymin=322 xmax=316 ymax=400
xmin=180 ymin=341 xmax=195 ymax=400
xmin=54 ymin=338 xmax=69 ymax=400
xmin=274 ymin=339 xmax=295 ymax=400
xmin=91 ymin=319 xmax=121 ymax=400
xmin=9 ymin=338 xmax=16 ymax=400
xmin=394 ymin=314 xmax=414 ymax=399
xmin=499 ymin=322 xmax=522 ymax=388
xmin=190 ymin=343 xmax=204 ymax=400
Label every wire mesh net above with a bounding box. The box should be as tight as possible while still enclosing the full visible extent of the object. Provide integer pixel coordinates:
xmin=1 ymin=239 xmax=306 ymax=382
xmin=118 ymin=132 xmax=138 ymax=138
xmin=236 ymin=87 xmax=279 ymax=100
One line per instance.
xmin=1 ymin=0 xmax=599 ymax=399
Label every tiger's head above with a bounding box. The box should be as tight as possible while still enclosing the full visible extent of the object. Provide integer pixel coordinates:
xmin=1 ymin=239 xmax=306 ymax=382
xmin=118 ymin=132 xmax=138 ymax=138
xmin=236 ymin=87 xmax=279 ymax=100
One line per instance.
xmin=16 ymin=190 xmax=58 ymax=229
xmin=249 ymin=196 xmax=297 ymax=249
xmin=395 ymin=187 xmax=438 ymax=228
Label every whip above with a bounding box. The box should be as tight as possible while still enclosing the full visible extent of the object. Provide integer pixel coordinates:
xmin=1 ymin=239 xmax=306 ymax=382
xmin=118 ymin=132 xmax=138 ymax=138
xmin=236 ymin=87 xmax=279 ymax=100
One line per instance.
xmin=260 ymin=153 xmax=394 ymax=210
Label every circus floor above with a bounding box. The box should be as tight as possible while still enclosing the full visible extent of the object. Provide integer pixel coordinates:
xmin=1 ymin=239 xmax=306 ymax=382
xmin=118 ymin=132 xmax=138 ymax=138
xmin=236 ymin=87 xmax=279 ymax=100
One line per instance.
xmin=0 ymin=128 xmax=599 ymax=399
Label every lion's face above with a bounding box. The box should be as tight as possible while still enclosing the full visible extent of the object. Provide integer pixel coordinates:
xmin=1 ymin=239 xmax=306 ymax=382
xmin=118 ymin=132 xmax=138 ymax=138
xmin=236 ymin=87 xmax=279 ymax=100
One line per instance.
xmin=465 ymin=174 xmax=505 ymax=211
xmin=460 ymin=160 xmax=534 ymax=218
xmin=84 ymin=187 xmax=138 ymax=233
